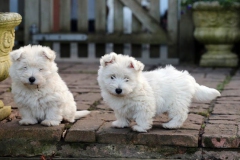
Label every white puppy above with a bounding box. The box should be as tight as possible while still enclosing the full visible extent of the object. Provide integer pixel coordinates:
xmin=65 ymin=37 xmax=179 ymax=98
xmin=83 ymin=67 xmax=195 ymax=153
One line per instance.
xmin=97 ymin=52 xmax=220 ymax=132
xmin=9 ymin=45 xmax=90 ymax=126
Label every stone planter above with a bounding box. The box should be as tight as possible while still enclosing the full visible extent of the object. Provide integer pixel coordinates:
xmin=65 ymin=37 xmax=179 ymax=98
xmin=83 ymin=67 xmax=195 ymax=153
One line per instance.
xmin=193 ymin=2 xmax=240 ymax=67
xmin=0 ymin=12 xmax=22 ymax=121
xmin=0 ymin=12 xmax=22 ymax=81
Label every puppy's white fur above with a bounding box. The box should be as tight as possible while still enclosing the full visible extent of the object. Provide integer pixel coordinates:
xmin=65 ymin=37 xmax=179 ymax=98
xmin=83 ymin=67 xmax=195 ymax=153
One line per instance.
xmin=97 ymin=52 xmax=220 ymax=132
xmin=9 ymin=45 xmax=90 ymax=126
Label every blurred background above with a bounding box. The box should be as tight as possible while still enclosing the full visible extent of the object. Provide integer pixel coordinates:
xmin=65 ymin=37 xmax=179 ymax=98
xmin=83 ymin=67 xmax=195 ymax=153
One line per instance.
xmin=0 ymin=0 xmax=239 ymax=66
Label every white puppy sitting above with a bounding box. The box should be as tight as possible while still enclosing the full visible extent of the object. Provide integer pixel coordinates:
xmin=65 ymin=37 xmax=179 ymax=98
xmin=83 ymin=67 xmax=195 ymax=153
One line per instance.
xmin=97 ymin=52 xmax=220 ymax=132
xmin=9 ymin=45 xmax=90 ymax=126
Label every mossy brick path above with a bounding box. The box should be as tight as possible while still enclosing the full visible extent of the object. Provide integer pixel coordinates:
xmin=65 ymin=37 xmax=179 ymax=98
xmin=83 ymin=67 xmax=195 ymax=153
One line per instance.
xmin=0 ymin=63 xmax=239 ymax=159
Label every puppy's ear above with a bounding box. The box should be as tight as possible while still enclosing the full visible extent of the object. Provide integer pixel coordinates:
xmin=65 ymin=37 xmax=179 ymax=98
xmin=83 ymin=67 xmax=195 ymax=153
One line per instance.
xmin=10 ymin=48 xmax=24 ymax=61
xmin=100 ymin=52 xmax=117 ymax=67
xmin=42 ymin=47 xmax=56 ymax=61
xmin=129 ymin=59 xmax=144 ymax=72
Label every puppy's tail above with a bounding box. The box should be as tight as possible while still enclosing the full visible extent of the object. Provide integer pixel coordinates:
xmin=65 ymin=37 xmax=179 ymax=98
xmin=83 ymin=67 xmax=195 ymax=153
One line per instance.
xmin=193 ymin=84 xmax=220 ymax=103
xmin=75 ymin=110 xmax=90 ymax=119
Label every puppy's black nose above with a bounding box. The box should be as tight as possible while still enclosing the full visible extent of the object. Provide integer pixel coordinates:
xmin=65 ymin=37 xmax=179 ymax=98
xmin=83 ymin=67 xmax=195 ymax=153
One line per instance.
xmin=115 ymin=88 xmax=122 ymax=94
xmin=29 ymin=77 xmax=36 ymax=83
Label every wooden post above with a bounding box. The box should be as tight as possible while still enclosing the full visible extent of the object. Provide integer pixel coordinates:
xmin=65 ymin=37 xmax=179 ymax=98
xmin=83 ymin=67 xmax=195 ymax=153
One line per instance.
xmin=59 ymin=0 xmax=71 ymax=57
xmin=40 ymin=0 xmax=53 ymax=33
xmin=77 ymin=0 xmax=88 ymax=58
xmin=53 ymin=0 xmax=60 ymax=32
xmin=95 ymin=0 xmax=106 ymax=33
xmin=59 ymin=0 xmax=71 ymax=32
xmin=113 ymin=0 xmax=124 ymax=54
xmin=114 ymin=0 xmax=124 ymax=33
xmin=149 ymin=0 xmax=160 ymax=58
xmin=167 ymin=0 xmax=179 ymax=58
xmin=131 ymin=0 xmax=142 ymax=58
xmin=24 ymin=0 xmax=40 ymax=44
xmin=95 ymin=0 xmax=106 ymax=57
xmin=77 ymin=0 xmax=88 ymax=32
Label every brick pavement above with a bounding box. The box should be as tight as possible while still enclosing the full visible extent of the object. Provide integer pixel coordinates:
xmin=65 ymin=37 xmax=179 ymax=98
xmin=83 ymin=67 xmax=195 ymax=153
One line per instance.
xmin=0 ymin=63 xmax=239 ymax=159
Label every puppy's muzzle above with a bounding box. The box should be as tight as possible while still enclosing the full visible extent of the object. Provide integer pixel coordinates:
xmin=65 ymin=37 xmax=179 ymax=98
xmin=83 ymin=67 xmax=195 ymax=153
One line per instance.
xmin=115 ymin=88 xmax=122 ymax=94
xmin=29 ymin=76 xmax=36 ymax=84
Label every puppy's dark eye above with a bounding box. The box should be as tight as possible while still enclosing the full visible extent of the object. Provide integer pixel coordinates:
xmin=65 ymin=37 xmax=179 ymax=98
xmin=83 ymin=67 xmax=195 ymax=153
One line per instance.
xmin=124 ymin=77 xmax=129 ymax=82
xmin=39 ymin=68 xmax=43 ymax=71
xmin=23 ymin=67 xmax=27 ymax=70
xmin=111 ymin=75 xmax=116 ymax=79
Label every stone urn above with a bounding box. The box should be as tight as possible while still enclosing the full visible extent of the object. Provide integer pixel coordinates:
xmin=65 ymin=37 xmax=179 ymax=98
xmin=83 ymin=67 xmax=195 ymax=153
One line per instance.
xmin=0 ymin=12 xmax=22 ymax=120
xmin=193 ymin=2 xmax=240 ymax=67
xmin=0 ymin=12 xmax=22 ymax=81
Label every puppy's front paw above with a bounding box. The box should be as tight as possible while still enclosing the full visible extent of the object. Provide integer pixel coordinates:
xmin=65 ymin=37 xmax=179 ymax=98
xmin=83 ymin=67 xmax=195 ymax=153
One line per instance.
xmin=132 ymin=125 xmax=148 ymax=133
xmin=19 ymin=119 xmax=38 ymax=125
xmin=162 ymin=122 xmax=181 ymax=129
xmin=41 ymin=120 xmax=60 ymax=126
xmin=112 ymin=120 xmax=129 ymax=128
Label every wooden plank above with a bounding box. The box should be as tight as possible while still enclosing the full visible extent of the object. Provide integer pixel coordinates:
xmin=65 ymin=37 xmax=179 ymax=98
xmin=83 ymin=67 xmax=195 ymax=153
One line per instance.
xmin=0 ymin=0 xmax=9 ymax=12
xmin=95 ymin=0 xmax=106 ymax=33
xmin=149 ymin=0 xmax=160 ymax=22
xmin=131 ymin=0 xmax=141 ymax=33
xmin=53 ymin=0 xmax=60 ymax=32
xmin=70 ymin=43 xmax=78 ymax=59
xmin=24 ymin=0 xmax=39 ymax=44
xmin=88 ymin=33 xmax=167 ymax=44
xmin=120 ymin=0 xmax=166 ymax=37
xmin=179 ymin=9 xmax=195 ymax=63
xmin=114 ymin=0 xmax=124 ymax=33
xmin=40 ymin=0 xmax=53 ymax=33
xmin=59 ymin=0 xmax=71 ymax=32
xmin=149 ymin=0 xmax=160 ymax=58
xmin=77 ymin=0 xmax=88 ymax=59
xmin=167 ymin=0 xmax=179 ymax=58
xmin=95 ymin=0 xmax=106 ymax=58
xmin=113 ymin=0 xmax=124 ymax=56
xmin=77 ymin=0 xmax=88 ymax=32
xmin=33 ymin=33 xmax=167 ymax=44
xmin=131 ymin=0 xmax=142 ymax=58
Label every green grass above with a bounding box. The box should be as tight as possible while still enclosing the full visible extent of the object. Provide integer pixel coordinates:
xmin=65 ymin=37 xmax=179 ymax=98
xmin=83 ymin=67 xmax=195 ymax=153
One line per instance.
xmin=216 ymin=75 xmax=231 ymax=92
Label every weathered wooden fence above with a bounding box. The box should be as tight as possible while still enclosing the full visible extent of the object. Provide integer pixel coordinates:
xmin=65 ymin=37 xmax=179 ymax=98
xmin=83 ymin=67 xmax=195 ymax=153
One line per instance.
xmin=1 ymin=0 xmax=189 ymax=65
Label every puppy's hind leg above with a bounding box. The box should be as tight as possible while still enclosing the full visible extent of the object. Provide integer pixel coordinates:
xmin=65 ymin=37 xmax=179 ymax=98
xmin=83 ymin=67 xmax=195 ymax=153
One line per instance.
xmin=162 ymin=109 xmax=188 ymax=129
xmin=41 ymin=107 xmax=62 ymax=126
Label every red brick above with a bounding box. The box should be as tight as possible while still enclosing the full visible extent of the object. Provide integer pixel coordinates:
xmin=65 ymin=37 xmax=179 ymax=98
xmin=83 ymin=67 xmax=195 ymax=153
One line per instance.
xmin=97 ymin=122 xmax=132 ymax=144
xmin=202 ymin=150 xmax=240 ymax=159
xmin=133 ymin=129 xmax=199 ymax=147
xmin=212 ymin=104 xmax=240 ymax=115
xmin=65 ymin=119 xmax=103 ymax=142
xmin=202 ymin=124 xmax=239 ymax=148
xmin=0 ymin=119 xmax=64 ymax=141
xmin=65 ymin=111 xmax=115 ymax=142
xmin=221 ymin=89 xmax=240 ymax=97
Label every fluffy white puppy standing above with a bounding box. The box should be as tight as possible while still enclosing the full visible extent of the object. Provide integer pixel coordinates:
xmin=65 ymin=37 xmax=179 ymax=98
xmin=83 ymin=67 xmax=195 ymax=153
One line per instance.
xmin=9 ymin=45 xmax=90 ymax=126
xmin=97 ymin=52 xmax=220 ymax=132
